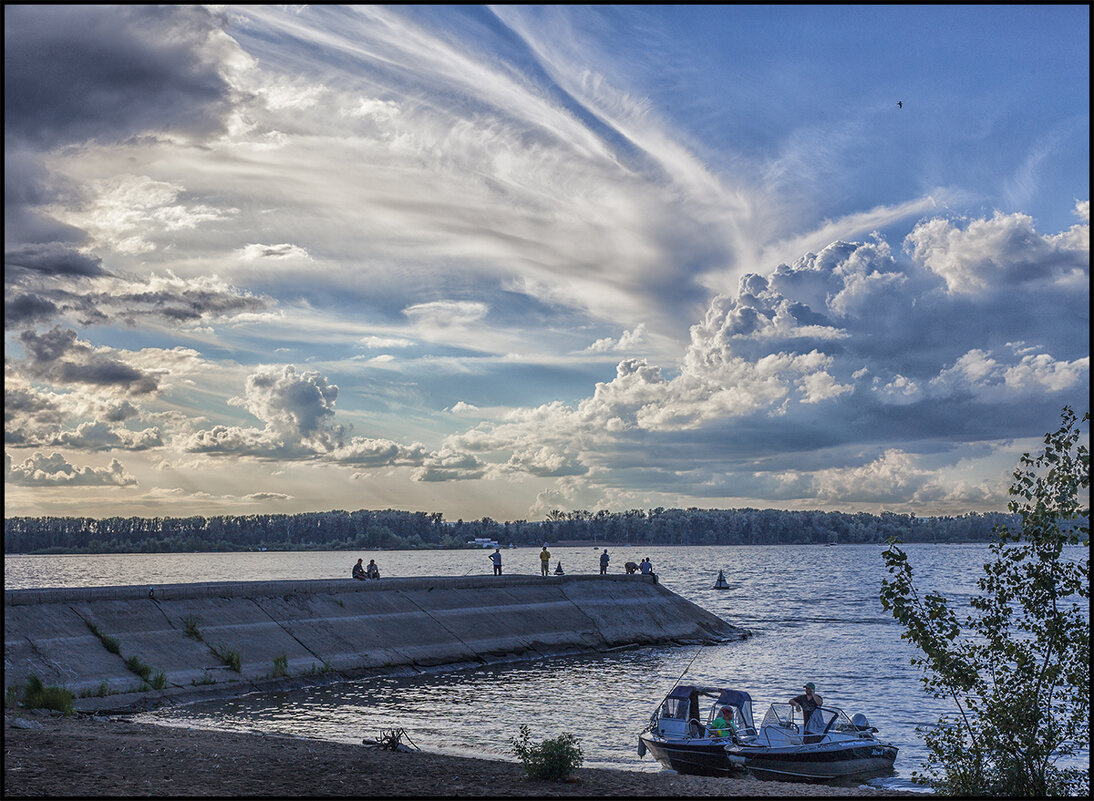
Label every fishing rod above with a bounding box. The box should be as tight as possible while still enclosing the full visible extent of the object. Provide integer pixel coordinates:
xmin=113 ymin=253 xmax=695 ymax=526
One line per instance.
xmin=667 ymin=643 xmax=704 ymax=696
xmin=642 ymin=644 xmax=705 ymax=736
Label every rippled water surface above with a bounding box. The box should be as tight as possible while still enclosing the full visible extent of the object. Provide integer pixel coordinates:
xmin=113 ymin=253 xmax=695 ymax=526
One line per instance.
xmin=7 ymin=544 xmax=1087 ymax=792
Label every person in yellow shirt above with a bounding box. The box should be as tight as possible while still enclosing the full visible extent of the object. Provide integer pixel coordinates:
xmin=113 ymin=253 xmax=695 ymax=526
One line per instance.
xmin=539 ymin=545 xmax=551 ymax=576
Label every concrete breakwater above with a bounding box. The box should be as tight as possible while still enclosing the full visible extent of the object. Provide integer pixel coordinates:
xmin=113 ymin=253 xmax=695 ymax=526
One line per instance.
xmin=4 ymin=574 xmax=746 ymax=712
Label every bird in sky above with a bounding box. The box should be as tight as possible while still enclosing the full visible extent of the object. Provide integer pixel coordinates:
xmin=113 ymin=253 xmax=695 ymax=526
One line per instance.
xmin=898 ymin=100 xmax=903 ymax=108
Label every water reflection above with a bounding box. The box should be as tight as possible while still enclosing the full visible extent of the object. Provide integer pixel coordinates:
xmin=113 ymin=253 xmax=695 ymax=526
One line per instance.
xmin=11 ymin=543 xmax=1086 ymax=793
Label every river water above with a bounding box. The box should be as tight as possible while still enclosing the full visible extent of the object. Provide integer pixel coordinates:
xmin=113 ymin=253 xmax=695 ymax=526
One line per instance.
xmin=5 ymin=543 xmax=1087 ymax=792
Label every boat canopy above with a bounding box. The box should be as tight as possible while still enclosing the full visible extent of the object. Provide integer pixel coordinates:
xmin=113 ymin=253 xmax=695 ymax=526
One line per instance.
xmin=716 ymin=689 xmax=755 ymax=730
xmin=664 ymin=686 xmax=755 ymax=730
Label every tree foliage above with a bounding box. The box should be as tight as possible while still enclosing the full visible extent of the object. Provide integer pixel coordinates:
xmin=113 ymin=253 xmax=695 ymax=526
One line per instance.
xmin=880 ymin=407 xmax=1090 ymax=796
xmin=5 ymin=506 xmax=1015 ymax=554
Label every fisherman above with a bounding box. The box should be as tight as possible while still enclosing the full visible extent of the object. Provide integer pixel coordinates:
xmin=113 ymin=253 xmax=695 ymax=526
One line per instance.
xmin=790 ymin=682 xmax=823 ymax=728
xmin=599 ymin=548 xmax=610 ymax=575
xmin=539 ymin=544 xmax=551 ymax=577
xmin=489 ymin=547 xmax=502 ymax=576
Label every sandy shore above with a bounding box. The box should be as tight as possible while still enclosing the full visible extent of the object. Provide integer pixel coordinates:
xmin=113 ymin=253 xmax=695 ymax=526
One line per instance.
xmin=5 ymin=710 xmax=912 ymax=797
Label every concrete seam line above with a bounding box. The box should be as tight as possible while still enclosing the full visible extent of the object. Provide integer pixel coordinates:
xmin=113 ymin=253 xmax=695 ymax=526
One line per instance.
xmin=398 ymin=590 xmax=483 ymax=666
xmin=245 ymin=596 xmax=333 ymax=674
xmin=556 ymin=582 xmax=617 ymax=650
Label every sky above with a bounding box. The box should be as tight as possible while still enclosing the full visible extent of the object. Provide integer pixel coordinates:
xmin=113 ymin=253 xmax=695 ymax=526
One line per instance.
xmin=4 ymin=5 xmax=1089 ymax=523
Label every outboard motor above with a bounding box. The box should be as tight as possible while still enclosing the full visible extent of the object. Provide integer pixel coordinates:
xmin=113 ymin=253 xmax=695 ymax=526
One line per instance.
xmin=851 ymin=713 xmax=877 ymax=732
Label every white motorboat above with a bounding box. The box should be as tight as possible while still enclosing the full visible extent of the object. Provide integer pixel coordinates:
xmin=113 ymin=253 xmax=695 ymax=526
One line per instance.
xmin=638 ymin=685 xmax=756 ymax=777
xmin=725 ymin=702 xmax=897 ymax=782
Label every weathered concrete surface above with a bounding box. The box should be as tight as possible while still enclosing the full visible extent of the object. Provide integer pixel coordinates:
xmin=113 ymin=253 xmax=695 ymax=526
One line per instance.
xmin=4 ymin=574 xmax=746 ymax=712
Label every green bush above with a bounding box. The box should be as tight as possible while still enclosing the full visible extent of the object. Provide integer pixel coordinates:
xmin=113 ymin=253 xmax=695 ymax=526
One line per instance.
xmin=86 ymin=621 xmax=121 ymax=654
xmin=211 ymin=643 xmax=241 ymax=672
xmin=6 ymin=684 xmax=21 ymax=708
xmin=79 ymin=680 xmax=111 ymax=698
xmin=272 ymin=653 xmax=288 ymax=678
xmin=150 ymin=672 xmax=167 ymax=690
xmin=124 ymin=655 xmax=152 ymax=680
xmin=180 ymin=615 xmax=202 ymax=641
xmin=509 ymin=724 xmax=583 ymax=781
xmin=20 ymin=674 xmax=74 ymax=716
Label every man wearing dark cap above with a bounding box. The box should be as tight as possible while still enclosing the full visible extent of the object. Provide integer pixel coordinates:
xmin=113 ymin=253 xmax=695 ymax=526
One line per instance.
xmin=789 ymin=682 xmax=823 ymax=727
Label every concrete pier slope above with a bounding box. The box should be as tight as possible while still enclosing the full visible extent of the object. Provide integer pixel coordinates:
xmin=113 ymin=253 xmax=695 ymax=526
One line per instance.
xmin=4 ymin=574 xmax=746 ymax=711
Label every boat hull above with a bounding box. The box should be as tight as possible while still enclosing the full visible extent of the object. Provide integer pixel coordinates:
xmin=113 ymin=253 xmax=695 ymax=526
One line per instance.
xmin=639 ymin=733 xmax=741 ymax=777
xmin=728 ymin=742 xmax=897 ymax=782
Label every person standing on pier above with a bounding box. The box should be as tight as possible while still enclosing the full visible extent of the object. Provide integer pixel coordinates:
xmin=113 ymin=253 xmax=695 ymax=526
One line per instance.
xmin=539 ymin=544 xmax=551 ymax=577
xmin=599 ymin=548 xmax=610 ymax=575
xmin=489 ymin=548 xmax=502 ymax=575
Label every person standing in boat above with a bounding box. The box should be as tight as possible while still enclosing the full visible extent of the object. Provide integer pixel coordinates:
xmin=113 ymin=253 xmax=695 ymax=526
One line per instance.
xmin=539 ymin=544 xmax=551 ymax=577
xmin=790 ymin=682 xmax=823 ymax=727
xmin=489 ymin=548 xmax=502 ymax=576
xmin=599 ymin=548 xmax=610 ymax=575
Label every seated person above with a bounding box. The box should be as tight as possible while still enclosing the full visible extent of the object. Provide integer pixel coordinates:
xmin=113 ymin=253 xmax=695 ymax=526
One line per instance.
xmin=366 ymin=559 xmax=380 ymax=579
xmin=352 ymin=558 xmax=367 ymax=580
xmin=710 ymin=707 xmax=736 ymax=737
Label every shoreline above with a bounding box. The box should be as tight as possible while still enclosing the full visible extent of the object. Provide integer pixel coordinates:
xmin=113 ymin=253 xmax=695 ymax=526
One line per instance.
xmin=5 ymin=710 xmax=913 ymax=797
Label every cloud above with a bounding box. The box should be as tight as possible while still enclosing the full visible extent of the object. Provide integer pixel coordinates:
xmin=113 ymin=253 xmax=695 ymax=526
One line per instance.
xmin=46 ymin=421 xmax=163 ymax=452
xmin=17 ymin=327 xmax=161 ymax=395
xmin=184 ymin=365 xmax=345 ymax=456
xmin=244 ymin=491 xmax=292 ymax=502
xmin=905 ymin=210 xmax=1089 ymax=293
xmin=328 ymin=438 xmax=428 ymax=467
xmin=237 ymin=243 xmax=311 ymax=260
xmin=3 ymin=5 xmax=234 ymax=149
xmin=4 ymin=243 xmax=106 ymax=279
xmin=361 ymin=336 xmax=416 ymax=349
xmin=412 ymin=449 xmax=488 ymax=482
xmin=6 ymin=451 xmax=138 ymax=487
xmin=402 ymin=301 xmax=489 ymax=327
xmin=583 ymin=324 xmax=648 ymax=353
xmin=48 ymin=174 xmax=238 ymax=255
xmin=428 ymin=209 xmax=1087 ymax=512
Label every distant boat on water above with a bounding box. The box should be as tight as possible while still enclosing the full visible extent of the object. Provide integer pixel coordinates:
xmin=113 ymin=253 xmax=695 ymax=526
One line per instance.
xmin=713 ymin=570 xmax=730 ymax=589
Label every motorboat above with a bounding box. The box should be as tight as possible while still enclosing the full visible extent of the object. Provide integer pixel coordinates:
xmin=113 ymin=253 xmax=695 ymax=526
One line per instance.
xmin=724 ymin=702 xmax=897 ymax=782
xmin=637 ymin=685 xmax=757 ymax=777
xmin=713 ymin=570 xmax=730 ymax=589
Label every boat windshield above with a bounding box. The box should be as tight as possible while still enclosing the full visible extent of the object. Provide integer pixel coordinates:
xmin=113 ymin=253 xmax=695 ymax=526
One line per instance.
xmin=806 ymin=707 xmax=857 ymax=735
xmin=760 ymin=703 xmax=797 ymax=729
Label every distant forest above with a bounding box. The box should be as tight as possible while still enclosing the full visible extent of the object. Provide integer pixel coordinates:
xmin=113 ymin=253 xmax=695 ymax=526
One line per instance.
xmin=4 ymin=507 xmax=1017 ymax=554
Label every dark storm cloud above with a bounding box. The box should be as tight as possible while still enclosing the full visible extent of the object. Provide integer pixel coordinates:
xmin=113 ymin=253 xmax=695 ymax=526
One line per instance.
xmin=3 ymin=5 xmax=236 ymax=272
xmin=4 ymin=275 xmax=271 ymax=330
xmin=3 ymin=5 xmax=233 ymax=149
xmin=17 ymin=326 xmax=160 ymax=395
xmin=4 ymin=294 xmax=59 ymax=328
xmin=4 ymin=243 xmax=105 ymax=279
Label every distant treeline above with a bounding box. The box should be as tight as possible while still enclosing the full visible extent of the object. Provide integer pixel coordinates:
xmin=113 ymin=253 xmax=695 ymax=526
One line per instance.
xmin=3 ymin=507 xmax=1018 ymax=554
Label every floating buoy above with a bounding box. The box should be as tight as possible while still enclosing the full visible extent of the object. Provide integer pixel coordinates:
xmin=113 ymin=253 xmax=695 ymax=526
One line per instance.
xmin=713 ymin=570 xmax=730 ymax=589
